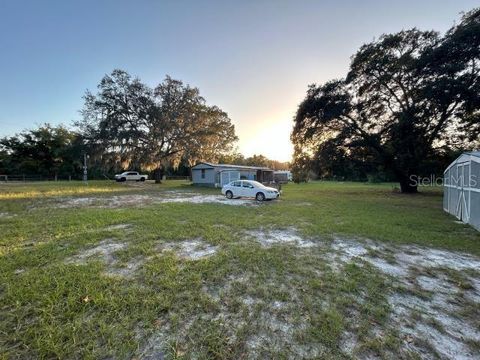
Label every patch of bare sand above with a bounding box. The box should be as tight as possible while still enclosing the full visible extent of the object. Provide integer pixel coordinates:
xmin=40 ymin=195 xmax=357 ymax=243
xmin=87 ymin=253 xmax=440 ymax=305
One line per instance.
xmin=52 ymin=191 xmax=260 ymax=209
xmin=65 ymin=239 xmax=143 ymax=278
xmin=137 ymin=233 xmax=480 ymax=359
xmin=65 ymin=239 xmax=126 ymax=266
xmin=139 ymin=273 xmax=318 ymax=359
xmin=104 ymin=223 xmax=133 ymax=231
xmin=330 ymin=236 xmax=480 ymax=358
xmin=159 ymin=238 xmax=218 ymax=260
xmin=0 ymin=212 xmax=16 ymax=219
xmin=245 ymin=227 xmax=317 ymax=248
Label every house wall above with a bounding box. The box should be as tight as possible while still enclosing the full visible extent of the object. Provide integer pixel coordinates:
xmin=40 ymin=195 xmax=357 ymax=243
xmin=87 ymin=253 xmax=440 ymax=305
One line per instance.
xmin=239 ymin=170 xmax=257 ymax=180
xmin=219 ymin=170 xmax=240 ymax=186
xmin=192 ymin=168 xmax=216 ymax=186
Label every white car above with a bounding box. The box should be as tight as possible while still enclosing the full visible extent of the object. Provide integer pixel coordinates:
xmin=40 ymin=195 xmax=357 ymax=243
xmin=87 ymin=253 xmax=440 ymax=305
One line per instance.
xmin=222 ymin=180 xmax=280 ymax=201
xmin=114 ymin=171 xmax=148 ymax=182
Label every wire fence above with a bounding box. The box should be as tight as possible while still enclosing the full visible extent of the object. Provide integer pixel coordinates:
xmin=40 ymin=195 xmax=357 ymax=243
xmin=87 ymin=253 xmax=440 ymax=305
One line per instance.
xmin=165 ymin=175 xmax=191 ymax=181
xmin=0 ymin=174 xmax=192 ymax=182
xmin=1 ymin=174 xmax=92 ymax=182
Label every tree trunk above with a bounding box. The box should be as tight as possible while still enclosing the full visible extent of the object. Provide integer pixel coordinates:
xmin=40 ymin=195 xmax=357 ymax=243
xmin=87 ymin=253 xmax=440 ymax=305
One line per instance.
xmin=399 ymin=174 xmax=418 ymax=193
xmin=154 ymin=167 xmax=163 ymax=184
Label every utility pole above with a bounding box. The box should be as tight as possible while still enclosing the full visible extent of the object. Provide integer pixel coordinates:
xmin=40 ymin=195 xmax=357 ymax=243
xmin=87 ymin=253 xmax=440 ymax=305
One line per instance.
xmin=83 ymin=152 xmax=88 ymax=184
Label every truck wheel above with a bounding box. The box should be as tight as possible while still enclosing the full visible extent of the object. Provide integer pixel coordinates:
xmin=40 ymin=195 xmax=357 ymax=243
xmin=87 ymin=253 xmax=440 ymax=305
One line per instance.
xmin=140 ymin=177 xmax=145 ymax=182
xmin=256 ymin=192 xmax=265 ymax=201
xmin=226 ymin=191 xmax=233 ymax=199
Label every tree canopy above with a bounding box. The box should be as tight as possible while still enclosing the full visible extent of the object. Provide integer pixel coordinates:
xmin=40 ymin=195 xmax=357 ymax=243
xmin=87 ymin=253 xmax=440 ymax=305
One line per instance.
xmin=77 ymin=70 xmax=238 ymax=182
xmin=0 ymin=124 xmax=83 ymax=178
xmin=291 ymin=8 xmax=480 ymax=192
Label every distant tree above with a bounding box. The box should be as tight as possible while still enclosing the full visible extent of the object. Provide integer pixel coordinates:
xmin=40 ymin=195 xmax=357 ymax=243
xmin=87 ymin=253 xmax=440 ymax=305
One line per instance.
xmin=216 ymin=152 xmax=290 ymax=170
xmin=266 ymin=159 xmax=290 ymax=171
xmin=78 ymin=70 xmax=237 ymax=183
xmin=217 ymin=152 xmax=246 ymax=165
xmin=244 ymin=154 xmax=269 ymax=167
xmin=291 ymin=153 xmax=311 ymax=183
xmin=0 ymin=124 xmax=83 ymax=178
xmin=292 ymin=9 xmax=480 ymax=192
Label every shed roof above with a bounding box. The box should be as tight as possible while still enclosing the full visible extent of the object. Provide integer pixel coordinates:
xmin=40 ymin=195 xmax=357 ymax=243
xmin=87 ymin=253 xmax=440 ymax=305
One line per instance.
xmin=444 ymin=150 xmax=480 ymax=172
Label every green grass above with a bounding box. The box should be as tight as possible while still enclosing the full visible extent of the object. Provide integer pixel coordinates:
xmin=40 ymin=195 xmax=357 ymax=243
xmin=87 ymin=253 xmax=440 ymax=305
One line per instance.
xmin=0 ymin=180 xmax=479 ymax=359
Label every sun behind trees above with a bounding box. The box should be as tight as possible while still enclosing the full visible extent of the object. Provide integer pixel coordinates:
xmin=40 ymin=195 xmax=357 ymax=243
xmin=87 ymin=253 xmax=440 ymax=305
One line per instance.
xmin=291 ymin=9 xmax=480 ymax=193
xmin=77 ymin=70 xmax=238 ymax=183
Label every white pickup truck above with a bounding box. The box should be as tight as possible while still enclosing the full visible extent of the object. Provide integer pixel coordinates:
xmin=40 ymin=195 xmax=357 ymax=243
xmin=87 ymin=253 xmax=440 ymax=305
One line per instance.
xmin=114 ymin=171 xmax=148 ymax=182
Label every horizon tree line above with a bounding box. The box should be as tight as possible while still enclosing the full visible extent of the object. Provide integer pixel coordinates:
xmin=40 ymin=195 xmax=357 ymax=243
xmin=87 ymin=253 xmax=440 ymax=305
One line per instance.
xmin=1 ymin=8 xmax=478 ymax=190
xmin=0 ymin=71 xmax=291 ymax=180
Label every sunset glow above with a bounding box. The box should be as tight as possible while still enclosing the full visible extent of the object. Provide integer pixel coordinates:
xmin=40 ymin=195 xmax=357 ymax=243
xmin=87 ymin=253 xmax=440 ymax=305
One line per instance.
xmin=239 ymin=114 xmax=294 ymax=162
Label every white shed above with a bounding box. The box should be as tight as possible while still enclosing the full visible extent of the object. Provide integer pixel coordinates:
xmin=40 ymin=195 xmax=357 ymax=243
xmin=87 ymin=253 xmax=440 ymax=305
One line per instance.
xmin=443 ymin=151 xmax=480 ymax=231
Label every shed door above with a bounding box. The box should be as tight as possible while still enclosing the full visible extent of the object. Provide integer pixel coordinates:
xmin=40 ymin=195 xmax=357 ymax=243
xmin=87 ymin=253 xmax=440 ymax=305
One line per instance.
xmin=455 ymin=162 xmax=470 ymax=222
xmin=462 ymin=163 xmax=471 ymax=222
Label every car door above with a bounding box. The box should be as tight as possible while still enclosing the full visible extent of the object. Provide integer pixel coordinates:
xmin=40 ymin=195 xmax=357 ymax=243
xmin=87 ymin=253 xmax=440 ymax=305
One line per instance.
xmin=241 ymin=181 xmax=255 ymax=197
xmin=230 ymin=181 xmax=242 ymax=197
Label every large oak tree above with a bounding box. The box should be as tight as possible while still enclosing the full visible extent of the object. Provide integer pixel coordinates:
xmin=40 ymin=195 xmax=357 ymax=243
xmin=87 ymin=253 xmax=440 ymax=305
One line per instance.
xmin=78 ymin=70 xmax=237 ymax=182
xmin=292 ymin=9 xmax=479 ymax=192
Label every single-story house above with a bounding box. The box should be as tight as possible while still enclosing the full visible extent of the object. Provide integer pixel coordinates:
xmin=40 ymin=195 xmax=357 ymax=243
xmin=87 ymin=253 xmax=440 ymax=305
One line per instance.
xmin=191 ymin=162 xmax=274 ymax=187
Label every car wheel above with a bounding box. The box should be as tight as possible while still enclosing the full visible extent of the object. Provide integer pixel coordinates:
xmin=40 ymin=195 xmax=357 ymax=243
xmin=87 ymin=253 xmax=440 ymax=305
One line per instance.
xmin=121 ymin=177 xmax=126 ymax=182
xmin=226 ymin=190 xmax=233 ymax=199
xmin=256 ymin=192 xmax=265 ymax=201
xmin=140 ymin=177 xmax=145 ymax=182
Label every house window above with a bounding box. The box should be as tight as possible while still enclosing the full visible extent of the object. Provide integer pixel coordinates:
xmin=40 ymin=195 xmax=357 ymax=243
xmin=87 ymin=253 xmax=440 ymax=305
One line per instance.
xmin=201 ymin=169 xmax=205 ymax=179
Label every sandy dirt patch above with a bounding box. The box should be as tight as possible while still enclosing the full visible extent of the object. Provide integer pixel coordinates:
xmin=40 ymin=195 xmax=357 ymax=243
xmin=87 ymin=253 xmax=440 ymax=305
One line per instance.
xmin=0 ymin=212 xmax=16 ymax=219
xmin=159 ymin=238 xmax=218 ymax=260
xmin=155 ymin=191 xmax=257 ymax=206
xmin=51 ymin=191 xmax=260 ymax=209
xmin=65 ymin=239 xmax=126 ymax=266
xmin=140 ymin=272 xmax=319 ymax=359
xmin=65 ymin=239 xmax=143 ymax=278
xmin=331 ymin=236 xmax=480 ymax=276
xmin=245 ymin=227 xmax=317 ymax=248
xmin=330 ymin=236 xmax=480 ymax=359
xmin=139 ymin=234 xmax=480 ymax=359
xmin=104 ymin=223 xmax=133 ymax=231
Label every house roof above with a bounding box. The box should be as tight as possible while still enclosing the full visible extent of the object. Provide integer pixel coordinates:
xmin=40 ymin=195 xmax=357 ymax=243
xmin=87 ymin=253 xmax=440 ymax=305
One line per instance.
xmin=192 ymin=162 xmax=272 ymax=171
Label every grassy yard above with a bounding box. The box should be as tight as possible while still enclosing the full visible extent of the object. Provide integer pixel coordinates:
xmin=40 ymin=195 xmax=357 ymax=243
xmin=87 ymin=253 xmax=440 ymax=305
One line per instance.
xmin=1 ymin=180 xmax=479 ymax=359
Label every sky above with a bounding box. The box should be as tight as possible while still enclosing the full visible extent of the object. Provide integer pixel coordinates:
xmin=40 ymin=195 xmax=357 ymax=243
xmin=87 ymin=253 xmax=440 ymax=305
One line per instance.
xmin=0 ymin=0 xmax=478 ymax=162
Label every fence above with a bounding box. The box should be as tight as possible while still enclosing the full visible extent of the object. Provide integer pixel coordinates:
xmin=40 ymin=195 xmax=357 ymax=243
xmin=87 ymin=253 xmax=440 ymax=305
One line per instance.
xmin=0 ymin=174 xmax=193 ymax=182
xmin=0 ymin=174 xmax=77 ymax=182
xmin=165 ymin=175 xmax=191 ymax=181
